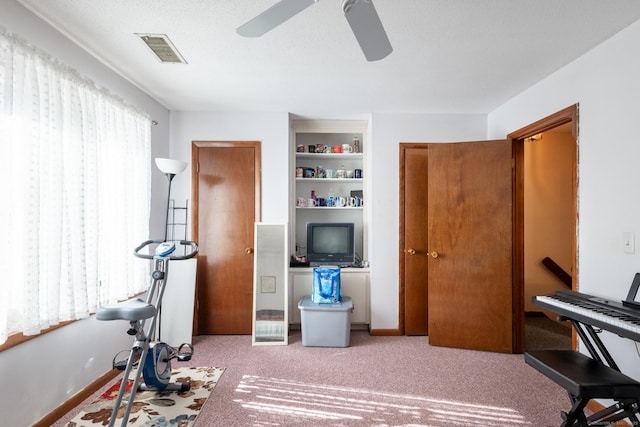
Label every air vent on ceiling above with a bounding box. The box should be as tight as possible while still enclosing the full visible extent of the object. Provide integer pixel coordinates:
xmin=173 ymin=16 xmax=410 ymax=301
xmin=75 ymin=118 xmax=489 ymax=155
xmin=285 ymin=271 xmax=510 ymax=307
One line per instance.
xmin=136 ymin=33 xmax=187 ymax=64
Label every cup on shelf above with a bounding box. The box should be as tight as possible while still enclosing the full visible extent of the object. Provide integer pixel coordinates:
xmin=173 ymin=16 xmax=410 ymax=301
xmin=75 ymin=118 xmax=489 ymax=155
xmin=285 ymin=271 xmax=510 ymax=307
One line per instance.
xmin=308 ymin=145 xmax=316 ymax=153
xmin=336 ymin=169 xmax=345 ymax=178
xmin=304 ymin=168 xmax=315 ymax=178
xmin=306 ymin=199 xmax=316 ymax=207
xmin=348 ymin=197 xmax=357 ymax=207
xmin=296 ymin=167 xmax=304 ymax=177
xmin=346 ymin=170 xmax=354 ymax=178
xmin=325 ymin=168 xmax=336 ymax=178
xmin=342 ymin=144 xmax=353 ymax=153
xmin=297 ymin=145 xmax=305 ymax=152
xmin=316 ymin=165 xmax=325 ymax=178
xmin=297 ymin=197 xmax=305 ymax=207
xmin=354 ymin=169 xmax=362 ymax=179
xmin=333 ymin=145 xmax=343 ymax=153
xmin=316 ymin=197 xmax=326 ymax=207
xmin=335 ymin=196 xmax=347 ymax=207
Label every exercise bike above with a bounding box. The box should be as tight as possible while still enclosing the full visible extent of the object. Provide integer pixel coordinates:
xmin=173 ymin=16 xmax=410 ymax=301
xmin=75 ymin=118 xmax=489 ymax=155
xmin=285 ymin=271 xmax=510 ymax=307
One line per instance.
xmin=96 ymin=239 xmax=198 ymax=427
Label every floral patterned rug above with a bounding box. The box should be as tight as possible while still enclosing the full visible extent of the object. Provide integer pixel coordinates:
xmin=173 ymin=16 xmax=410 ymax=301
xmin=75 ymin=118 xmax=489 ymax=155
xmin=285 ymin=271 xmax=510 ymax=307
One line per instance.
xmin=66 ymin=367 xmax=225 ymax=426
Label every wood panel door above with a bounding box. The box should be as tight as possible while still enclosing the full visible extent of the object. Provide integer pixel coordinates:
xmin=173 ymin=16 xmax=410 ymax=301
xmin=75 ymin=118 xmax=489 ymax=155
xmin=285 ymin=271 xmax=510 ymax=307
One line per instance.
xmin=192 ymin=141 xmax=261 ymax=335
xmin=400 ymin=144 xmax=430 ymax=335
xmin=427 ymin=140 xmax=514 ymax=353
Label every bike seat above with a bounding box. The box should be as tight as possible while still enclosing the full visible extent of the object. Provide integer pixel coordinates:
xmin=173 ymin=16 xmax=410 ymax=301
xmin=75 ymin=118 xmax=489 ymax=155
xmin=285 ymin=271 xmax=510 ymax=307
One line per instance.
xmin=96 ymin=298 xmax=156 ymax=321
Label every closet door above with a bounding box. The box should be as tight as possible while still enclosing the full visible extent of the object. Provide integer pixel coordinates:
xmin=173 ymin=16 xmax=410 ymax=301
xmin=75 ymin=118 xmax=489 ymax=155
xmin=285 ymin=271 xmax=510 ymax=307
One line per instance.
xmin=192 ymin=141 xmax=261 ymax=335
xmin=427 ymin=140 xmax=514 ymax=353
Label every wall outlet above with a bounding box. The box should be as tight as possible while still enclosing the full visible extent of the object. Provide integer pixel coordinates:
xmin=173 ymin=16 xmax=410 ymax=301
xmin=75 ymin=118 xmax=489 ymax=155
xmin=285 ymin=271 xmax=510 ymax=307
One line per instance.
xmin=261 ymin=276 xmax=276 ymax=293
xmin=624 ymin=232 xmax=635 ymax=254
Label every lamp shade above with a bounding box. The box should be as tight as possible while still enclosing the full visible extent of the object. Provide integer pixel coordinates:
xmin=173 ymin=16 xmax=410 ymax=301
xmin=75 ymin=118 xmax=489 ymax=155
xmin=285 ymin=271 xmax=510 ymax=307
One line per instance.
xmin=155 ymin=158 xmax=187 ymax=175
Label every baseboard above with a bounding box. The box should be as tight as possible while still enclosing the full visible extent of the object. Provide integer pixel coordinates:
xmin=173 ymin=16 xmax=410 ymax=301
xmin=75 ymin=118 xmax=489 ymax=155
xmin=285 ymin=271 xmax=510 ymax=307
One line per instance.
xmin=292 ymin=324 xmax=401 ymax=335
xmin=525 ymin=311 xmax=546 ymax=317
xmin=33 ymin=368 xmax=119 ymax=427
xmin=369 ymin=328 xmax=402 ymax=336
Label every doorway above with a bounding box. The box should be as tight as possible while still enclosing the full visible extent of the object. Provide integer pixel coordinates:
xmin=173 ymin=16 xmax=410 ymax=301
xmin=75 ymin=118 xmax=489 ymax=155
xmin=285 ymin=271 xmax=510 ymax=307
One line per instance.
xmin=509 ymin=106 xmax=578 ymax=351
xmin=192 ymin=141 xmax=261 ymax=335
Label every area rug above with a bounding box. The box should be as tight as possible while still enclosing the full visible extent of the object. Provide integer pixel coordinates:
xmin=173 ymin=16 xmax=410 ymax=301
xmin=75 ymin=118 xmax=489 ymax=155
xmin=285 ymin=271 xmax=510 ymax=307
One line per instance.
xmin=66 ymin=367 xmax=225 ymax=426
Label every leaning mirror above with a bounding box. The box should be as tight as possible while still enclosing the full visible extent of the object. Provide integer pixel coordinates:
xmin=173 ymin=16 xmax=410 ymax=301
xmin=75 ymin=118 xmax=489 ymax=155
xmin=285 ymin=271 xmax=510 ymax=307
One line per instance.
xmin=252 ymin=223 xmax=288 ymax=345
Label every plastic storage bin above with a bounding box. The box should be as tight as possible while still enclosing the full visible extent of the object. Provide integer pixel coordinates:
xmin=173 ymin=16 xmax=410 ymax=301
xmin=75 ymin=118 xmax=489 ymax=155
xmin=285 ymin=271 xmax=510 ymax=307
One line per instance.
xmin=298 ymin=296 xmax=353 ymax=347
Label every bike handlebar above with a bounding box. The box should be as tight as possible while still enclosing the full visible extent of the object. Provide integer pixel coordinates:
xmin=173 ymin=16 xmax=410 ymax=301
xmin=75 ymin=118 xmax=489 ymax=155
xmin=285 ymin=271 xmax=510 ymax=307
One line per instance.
xmin=134 ymin=239 xmax=199 ymax=260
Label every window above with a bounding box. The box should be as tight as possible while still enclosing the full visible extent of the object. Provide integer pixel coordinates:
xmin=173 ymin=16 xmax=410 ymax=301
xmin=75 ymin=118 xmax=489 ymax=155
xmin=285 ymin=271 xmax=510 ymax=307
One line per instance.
xmin=0 ymin=27 xmax=152 ymax=344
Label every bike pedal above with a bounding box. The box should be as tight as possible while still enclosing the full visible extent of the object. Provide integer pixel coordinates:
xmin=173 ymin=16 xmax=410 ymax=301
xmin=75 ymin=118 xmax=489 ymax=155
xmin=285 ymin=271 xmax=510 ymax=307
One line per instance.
xmin=176 ymin=343 xmax=194 ymax=362
xmin=177 ymin=353 xmax=192 ymax=362
xmin=113 ymin=360 xmax=128 ymax=370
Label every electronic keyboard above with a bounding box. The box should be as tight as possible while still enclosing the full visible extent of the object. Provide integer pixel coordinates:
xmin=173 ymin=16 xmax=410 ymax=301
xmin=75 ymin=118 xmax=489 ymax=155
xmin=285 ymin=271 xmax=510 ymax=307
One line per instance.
xmin=534 ymin=290 xmax=640 ymax=342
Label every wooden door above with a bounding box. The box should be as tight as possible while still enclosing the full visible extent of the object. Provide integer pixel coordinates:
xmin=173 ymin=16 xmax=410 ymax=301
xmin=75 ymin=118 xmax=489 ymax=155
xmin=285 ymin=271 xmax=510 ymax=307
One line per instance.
xmin=192 ymin=141 xmax=261 ymax=335
xmin=427 ymin=140 xmax=514 ymax=353
xmin=400 ymin=144 xmax=430 ymax=335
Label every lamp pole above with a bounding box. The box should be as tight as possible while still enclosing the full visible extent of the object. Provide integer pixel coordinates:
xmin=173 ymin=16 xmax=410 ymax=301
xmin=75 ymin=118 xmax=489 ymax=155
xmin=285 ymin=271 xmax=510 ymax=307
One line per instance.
xmin=163 ymin=173 xmax=176 ymax=242
xmin=154 ymin=158 xmax=188 ymax=242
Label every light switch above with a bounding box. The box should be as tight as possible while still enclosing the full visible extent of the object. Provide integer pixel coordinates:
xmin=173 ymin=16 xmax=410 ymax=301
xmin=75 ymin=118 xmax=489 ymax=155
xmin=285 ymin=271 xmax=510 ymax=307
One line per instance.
xmin=624 ymin=232 xmax=635 ymax=254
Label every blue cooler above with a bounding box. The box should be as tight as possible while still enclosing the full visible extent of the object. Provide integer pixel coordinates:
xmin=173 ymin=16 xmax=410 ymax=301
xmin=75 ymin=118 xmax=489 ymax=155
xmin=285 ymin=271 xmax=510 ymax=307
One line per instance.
xmin=298 ymin=296 xmax=353 ymax=347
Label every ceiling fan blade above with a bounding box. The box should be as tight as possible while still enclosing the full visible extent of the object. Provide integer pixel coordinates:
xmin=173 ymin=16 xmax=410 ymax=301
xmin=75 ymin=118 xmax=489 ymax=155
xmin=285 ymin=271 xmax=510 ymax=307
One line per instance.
xmin=343 ymin=0 xmax=393 ymax=61
xmin=237 ymin=0 xmax=317 ymax=37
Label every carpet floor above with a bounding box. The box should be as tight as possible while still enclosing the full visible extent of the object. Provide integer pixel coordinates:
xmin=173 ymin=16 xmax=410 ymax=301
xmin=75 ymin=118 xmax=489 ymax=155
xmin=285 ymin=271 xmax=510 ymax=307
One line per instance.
xmin=54 ymin=330 xmax=573 ymax=426
xmin=525 ymin=315 xmax=572 ymax=351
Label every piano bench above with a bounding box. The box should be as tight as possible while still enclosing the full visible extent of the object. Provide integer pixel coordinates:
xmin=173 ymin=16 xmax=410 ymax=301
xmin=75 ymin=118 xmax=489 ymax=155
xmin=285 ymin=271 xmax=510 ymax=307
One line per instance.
xmin=525 ymin=350 xmax=640 ymax=399
xmin=526 ymin=350 xmax=640 ymax=426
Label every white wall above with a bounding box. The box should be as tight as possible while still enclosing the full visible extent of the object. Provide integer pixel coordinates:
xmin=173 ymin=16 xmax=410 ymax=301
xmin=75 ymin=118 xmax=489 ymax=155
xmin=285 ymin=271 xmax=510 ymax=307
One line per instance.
xmin=168 ymin=111 xmax=291 ymax=225
xmin=368 ymin=114 xmax=487 ymax=329
xmin=488 ymin=20 xmax=640 ymax=378
xmin=0 ymin=3 xmax=171 ymax=426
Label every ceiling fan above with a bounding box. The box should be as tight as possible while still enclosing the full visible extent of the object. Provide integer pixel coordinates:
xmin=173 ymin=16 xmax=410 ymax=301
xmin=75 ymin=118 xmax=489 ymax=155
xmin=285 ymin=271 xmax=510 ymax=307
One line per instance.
xmin=237 ymin=0 xmax=393 ymax=61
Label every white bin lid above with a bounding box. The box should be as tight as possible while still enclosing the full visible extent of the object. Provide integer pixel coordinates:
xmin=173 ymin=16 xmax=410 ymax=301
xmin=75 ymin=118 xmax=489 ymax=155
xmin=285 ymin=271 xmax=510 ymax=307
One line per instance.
xmin=298 ymin=296 xmax=353 ymax=311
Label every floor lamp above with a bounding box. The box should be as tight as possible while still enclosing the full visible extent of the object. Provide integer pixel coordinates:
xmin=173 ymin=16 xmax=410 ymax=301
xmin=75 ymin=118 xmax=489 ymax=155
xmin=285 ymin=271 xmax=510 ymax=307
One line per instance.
xmin=155 ymin=158 xmax=188 ymax=242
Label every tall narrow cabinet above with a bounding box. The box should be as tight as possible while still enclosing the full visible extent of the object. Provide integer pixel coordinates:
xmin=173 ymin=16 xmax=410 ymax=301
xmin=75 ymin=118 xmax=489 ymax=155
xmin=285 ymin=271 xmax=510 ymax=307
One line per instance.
xmin=289 ymin=119 xmax=370 ymax=328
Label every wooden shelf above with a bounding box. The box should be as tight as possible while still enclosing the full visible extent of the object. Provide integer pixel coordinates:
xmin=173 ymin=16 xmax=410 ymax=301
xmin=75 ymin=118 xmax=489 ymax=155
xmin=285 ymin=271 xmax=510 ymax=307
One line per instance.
xmin=296 ymin=153 xmax=363 ymax=160
xmin=295 ymin=206 xmax=363 ymax=210
xmin=296 ymin=178 xmax=363 ymax=183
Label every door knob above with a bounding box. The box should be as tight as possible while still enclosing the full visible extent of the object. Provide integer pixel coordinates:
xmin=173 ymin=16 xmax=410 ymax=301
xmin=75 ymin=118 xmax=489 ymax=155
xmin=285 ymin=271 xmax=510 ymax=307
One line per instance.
xmin=245 ymin=247 xmax=254 ymax=254
xmin=430 ymin=251 xmax=439 ymax=259
xmin=406 ymin=248 xmax=416 ymax=255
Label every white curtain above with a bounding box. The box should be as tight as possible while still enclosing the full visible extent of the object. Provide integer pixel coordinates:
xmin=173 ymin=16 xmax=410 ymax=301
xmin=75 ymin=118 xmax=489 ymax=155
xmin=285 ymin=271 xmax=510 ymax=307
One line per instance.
xmin=0 ymin=27 xmax=151 ymax=344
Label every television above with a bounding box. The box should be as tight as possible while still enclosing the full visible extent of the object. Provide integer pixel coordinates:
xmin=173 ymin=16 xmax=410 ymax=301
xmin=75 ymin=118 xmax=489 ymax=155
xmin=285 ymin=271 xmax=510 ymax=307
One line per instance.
xmin=306 ymin=222 xmax=355 ymax=267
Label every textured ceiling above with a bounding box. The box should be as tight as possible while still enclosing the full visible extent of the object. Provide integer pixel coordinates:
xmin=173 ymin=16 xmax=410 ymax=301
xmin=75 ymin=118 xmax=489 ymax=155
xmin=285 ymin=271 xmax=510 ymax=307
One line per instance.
xmin=16 ymin=0 xmax=640 ymax=117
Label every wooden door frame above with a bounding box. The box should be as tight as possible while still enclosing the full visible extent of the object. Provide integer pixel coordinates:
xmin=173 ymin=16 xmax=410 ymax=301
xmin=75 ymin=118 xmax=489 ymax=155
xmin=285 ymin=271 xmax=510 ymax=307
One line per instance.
xmin=191 ymin=140 xmax=262 ymax=335
xmin=508 ymin=104 xmax=579 ymax=352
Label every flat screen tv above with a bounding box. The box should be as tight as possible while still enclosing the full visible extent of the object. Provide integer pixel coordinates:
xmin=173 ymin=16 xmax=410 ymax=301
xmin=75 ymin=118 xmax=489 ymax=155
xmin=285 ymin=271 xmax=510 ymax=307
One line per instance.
xmin=306 ymin=222 xmax=355 ymax=267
